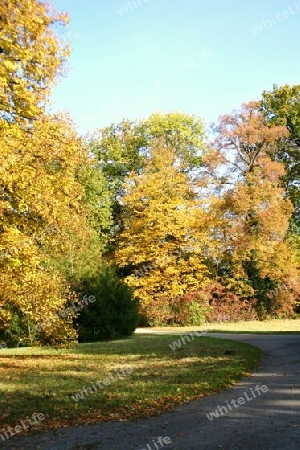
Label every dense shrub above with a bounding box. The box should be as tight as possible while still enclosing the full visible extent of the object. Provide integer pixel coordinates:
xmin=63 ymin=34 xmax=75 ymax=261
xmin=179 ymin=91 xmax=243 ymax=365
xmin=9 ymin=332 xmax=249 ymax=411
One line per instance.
xmin=77 ymin=265 xmax=139 ymax=341
xmin=141 ymin=295 xmax=173 ymax=327
xmin=0 ymin=305 xmax=33 ymax=347
xmin=0 ymin=300 xmax=78 ymax=348
xmin=266 ymin=289 xmax=297 ymax=318
xmin=142 ymin=290 xmax=211 ymax=326
xmin=203 ymin=283 xmax=258 ymax=322
xmin=139 ymin=277 xmax=299 ymax=326
xmin=188 ymin=300 xmax=210 ymax=326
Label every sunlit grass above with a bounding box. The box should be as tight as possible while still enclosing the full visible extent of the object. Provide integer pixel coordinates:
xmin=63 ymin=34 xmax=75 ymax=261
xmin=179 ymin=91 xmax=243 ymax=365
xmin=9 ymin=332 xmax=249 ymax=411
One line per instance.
xmin=0 ymin=334 xmax=261 ymax=431
xmin=138 ymin=317 xmax=300 ymax=334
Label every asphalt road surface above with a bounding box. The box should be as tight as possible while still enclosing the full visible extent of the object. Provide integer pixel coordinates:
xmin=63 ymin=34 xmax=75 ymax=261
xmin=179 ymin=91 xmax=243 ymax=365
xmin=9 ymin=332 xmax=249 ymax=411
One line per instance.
xmin=1 ymin=333 xmax=299 ymax=450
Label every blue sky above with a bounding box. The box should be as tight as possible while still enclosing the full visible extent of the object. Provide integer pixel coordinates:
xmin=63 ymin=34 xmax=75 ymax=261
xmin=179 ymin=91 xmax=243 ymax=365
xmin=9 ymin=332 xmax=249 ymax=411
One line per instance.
xmin=50 ymin=0 xmax=300 ymax=135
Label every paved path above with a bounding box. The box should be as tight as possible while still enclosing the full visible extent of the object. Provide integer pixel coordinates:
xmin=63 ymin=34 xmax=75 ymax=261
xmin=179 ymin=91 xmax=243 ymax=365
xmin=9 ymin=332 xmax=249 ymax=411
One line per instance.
xmin=1 ymin=333 xmax=300 ymax=450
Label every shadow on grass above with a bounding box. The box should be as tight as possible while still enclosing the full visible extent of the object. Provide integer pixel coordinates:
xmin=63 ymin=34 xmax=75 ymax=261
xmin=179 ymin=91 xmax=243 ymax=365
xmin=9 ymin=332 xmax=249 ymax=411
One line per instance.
xmin=0 ymin=336 xmax=262 ymax=430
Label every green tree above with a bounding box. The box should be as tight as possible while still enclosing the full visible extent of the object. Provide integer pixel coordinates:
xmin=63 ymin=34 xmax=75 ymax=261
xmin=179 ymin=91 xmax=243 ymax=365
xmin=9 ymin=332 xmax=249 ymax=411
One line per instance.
xmin=77 ymin=164 xmax=112 ymax=249
xmin=89 ymin=113 xmax=207 ymax=240
xmin=77 ymin=264 xmax=138 ymax=341
xmin=261 ymin=84 xmax=300 ymax=227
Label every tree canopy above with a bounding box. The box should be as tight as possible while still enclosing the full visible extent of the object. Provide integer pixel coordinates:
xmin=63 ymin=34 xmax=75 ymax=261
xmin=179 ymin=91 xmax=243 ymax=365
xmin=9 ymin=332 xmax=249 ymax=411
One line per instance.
xmin=0 ymin=0 xmax=69 ymax=124
xmin=1 ymin=0 xmax=299 ymax=341
xmin=261 ymin=84 xmax=300 ymax=228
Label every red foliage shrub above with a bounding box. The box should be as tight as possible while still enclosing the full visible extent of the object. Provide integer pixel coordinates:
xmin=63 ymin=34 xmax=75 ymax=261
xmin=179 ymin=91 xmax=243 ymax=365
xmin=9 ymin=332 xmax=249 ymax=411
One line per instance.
xmin=140 ymin=295 xmax=174 ymax=326
xmin=268 ymin=289 xmax=297 ymax=318
xmin=202 ymin=283 xmax=258 ymax=322
xmin=141 ymin=290 xmax=210 ymax=326
xmin=140 ymin=282 xmax=259 ymax=326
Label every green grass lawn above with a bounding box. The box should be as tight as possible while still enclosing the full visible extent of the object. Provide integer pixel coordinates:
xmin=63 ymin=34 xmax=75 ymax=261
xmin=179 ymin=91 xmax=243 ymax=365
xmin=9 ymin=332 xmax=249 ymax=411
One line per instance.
xmin=138 ymin=317 xmax=300 ymax=334
xmin=0 ymin=334 xmax=261 ymax=431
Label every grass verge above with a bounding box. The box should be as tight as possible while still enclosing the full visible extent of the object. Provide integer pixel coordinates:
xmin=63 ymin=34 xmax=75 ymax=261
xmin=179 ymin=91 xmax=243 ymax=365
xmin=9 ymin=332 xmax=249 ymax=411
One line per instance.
xmin=0 ymin=334 xmax=262 ymax=431
xmin=138 ymin=317 xmax=300 ymax=334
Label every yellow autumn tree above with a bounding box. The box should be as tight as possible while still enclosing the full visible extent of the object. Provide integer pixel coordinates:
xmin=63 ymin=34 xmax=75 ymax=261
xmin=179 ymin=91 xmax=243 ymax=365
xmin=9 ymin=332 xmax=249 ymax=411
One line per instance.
xmin=0 ymin=1 xmax=104 ymax=345
xmin=0 ymin=113 xmax=97 ymax=345
xmin=210 ymin=101 xmax=299 ymax=316
xmin=113 ymin=141 xmax=210 ymax=325
xmin=0 ymin=0 xmax=69 ymax=124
